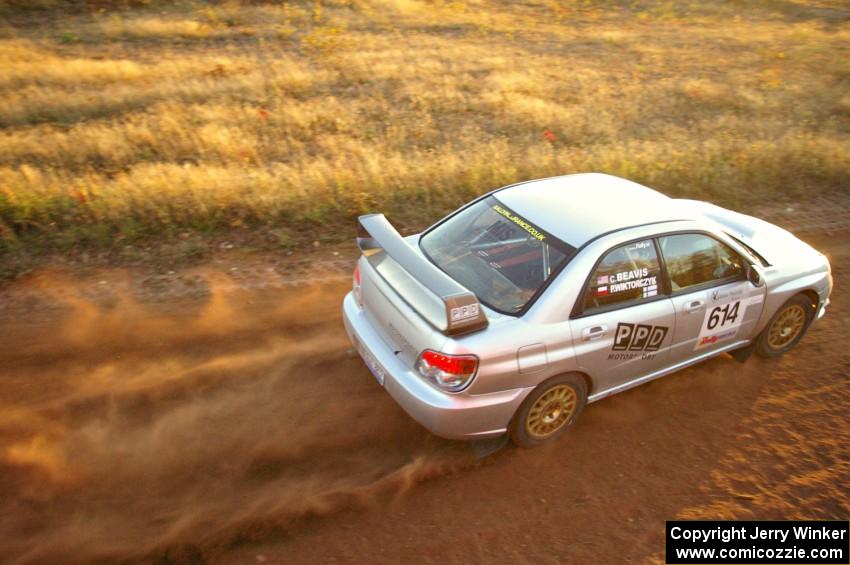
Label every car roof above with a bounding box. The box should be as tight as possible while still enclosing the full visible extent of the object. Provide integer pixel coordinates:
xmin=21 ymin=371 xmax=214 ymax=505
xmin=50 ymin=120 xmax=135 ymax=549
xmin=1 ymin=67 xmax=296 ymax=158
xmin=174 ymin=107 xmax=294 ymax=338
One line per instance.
xmin=495 ymin=173 xmax=694 ymax=247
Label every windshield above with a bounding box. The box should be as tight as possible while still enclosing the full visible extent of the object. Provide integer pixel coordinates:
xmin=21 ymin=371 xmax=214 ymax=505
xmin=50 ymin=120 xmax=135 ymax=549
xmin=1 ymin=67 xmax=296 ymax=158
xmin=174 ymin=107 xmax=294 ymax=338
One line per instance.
xmin=420 ymin=196 xmax=576 ymax=314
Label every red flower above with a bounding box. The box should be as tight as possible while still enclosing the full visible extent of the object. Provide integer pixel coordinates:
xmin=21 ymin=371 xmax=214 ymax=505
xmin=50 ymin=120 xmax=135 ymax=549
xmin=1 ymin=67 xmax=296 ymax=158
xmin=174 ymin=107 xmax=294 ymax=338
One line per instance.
xmin=75 ymin=190 xmax=87 ymax=204
xmin=258 ymin=108 xmax=270 ymax=120
xmin=543 ymin=130 xmax=557 ymax=143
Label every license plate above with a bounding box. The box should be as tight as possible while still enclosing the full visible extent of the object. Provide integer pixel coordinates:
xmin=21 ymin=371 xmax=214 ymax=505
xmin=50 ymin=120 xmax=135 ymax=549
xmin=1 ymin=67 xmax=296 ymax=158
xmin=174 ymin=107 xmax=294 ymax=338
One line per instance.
xmin=355 ymin=340 xmax=385 ymax=386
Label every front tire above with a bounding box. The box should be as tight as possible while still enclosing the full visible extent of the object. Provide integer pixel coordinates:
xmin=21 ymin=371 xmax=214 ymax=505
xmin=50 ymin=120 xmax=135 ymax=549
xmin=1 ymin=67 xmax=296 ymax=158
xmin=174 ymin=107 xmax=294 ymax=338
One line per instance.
xmin=755 ymin=294 xmax=814 ymax=358
xmin=510 ymin=373 xmax=587 ymax=448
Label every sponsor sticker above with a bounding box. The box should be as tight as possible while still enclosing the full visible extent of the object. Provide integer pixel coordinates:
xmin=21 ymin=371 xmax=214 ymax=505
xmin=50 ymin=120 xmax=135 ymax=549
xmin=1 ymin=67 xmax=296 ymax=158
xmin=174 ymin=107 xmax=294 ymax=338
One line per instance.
xmin=609 ymin=322 xmax=669 ymax=360
xmin=697 ymin=328 xmax=738 ymax=348
xmin=626 ymin=241 xmax=652 ymax=251
xmin=491 ymin=204 xmax=547 ymax=241
xmin=709 ymin=288 xmax=744 ymax=303
xmin=450 ymin=303 xmax=480 ymax=322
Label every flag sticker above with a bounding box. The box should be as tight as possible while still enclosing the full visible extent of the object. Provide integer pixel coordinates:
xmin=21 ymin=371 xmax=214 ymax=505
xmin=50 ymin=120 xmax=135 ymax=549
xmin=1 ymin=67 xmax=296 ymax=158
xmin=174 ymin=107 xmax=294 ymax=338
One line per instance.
xmin=597 ymin=286 xmax=609 ymax=296
xmin=597 ymin=275 xmax=609 ymax=285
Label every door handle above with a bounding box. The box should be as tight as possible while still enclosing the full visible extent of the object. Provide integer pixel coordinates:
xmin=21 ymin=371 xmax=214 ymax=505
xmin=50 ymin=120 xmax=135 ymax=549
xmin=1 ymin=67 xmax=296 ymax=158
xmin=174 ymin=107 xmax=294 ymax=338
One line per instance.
xmin=582 ymin=325 xmax=607 ymax=341
xmin=684 ymin=300 xmax=704 ymax=314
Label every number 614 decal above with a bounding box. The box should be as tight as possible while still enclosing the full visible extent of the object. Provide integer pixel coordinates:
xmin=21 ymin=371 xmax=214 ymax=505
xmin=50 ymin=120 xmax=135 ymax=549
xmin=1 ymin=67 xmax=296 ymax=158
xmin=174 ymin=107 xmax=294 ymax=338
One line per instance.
xmin=707 ymin=301 xmax=740 ymax=330
xmin=696 ymin=298 xmax=747 ymax=350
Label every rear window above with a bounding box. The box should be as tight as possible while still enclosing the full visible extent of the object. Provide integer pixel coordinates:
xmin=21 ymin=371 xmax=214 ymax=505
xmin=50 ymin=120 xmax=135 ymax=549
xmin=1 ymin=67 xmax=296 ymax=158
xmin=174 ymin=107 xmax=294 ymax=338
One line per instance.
xmin=420 ymin=196 xmax=576 ymax=314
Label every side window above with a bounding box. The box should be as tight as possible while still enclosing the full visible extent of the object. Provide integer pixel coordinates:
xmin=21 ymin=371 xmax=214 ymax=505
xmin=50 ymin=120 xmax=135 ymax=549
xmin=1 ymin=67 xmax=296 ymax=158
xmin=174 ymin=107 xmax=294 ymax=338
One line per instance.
xmin=583 ymin=239 xmax=661 ymax=312
xmin=659 ymin=233 xmax=746 ymax=292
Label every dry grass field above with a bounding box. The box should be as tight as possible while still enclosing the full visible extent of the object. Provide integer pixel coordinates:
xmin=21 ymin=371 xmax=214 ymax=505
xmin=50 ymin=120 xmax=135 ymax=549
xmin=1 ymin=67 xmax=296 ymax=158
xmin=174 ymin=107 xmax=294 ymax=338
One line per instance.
xmin=0 ymin=0 xmax=848 ymax=270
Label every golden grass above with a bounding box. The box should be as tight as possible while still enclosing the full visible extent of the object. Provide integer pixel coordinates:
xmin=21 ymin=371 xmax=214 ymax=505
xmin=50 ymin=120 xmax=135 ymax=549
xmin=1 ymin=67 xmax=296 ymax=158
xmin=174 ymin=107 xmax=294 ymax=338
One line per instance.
xmin=0 ymin=0 xmax=848 ymax=259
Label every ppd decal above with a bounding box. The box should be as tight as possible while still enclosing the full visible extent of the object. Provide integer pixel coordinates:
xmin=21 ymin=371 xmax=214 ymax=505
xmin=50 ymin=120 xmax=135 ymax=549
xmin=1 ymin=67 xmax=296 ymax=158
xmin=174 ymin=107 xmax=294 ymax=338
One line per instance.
xmin=609 ymin=322 xmax=668 ymax=360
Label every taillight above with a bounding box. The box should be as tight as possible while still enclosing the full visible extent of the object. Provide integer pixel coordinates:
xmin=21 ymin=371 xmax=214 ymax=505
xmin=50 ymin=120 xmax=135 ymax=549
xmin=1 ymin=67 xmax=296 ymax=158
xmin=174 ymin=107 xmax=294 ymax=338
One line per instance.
xmin=352 ymin=263 xmax=362 ymax=304
xmin=414 ymin=350 xmax=478 ymax=392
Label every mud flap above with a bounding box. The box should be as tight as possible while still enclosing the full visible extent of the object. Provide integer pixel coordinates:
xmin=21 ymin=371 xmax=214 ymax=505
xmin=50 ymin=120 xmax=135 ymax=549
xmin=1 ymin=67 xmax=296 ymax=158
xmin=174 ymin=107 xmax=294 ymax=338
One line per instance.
xmin=469 ymin=434 xmax=509 ymax=458
xmin=729 ymin=342 xmax=756 ymax=363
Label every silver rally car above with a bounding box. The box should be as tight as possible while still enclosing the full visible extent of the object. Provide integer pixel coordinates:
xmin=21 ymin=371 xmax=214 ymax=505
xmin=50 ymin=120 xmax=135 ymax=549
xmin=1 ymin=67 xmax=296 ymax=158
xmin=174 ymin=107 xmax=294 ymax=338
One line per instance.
xmin=342 ymin=173 xmax=832 ymax=446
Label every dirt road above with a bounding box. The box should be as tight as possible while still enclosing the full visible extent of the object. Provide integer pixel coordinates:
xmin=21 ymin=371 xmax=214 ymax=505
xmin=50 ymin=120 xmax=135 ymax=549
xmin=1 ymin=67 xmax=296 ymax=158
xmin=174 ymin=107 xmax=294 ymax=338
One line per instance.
xmin=0 ymin=231 xmax=847 ymax=564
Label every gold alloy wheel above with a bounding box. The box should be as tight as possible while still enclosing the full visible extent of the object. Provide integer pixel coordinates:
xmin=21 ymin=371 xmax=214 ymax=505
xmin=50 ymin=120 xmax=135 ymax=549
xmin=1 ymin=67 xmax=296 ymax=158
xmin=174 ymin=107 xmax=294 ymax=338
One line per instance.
xmin=767 ymin=304 xmax=806 ymax=349
xmin=525 ymin=384 xmax=577 ymax=439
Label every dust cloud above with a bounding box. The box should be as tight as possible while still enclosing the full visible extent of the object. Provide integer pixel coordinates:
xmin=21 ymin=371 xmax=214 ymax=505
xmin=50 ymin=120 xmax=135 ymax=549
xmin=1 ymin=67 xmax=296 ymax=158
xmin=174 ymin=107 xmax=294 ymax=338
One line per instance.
xmin=0 ymin=274 xmax=480 ymax=563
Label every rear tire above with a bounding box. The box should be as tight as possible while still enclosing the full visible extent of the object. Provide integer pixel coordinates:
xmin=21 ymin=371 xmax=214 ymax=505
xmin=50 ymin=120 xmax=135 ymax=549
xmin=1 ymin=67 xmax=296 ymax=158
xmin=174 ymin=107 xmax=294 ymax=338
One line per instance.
xmin=510 ymin=374 xmax=587 ymax=448
xmin=755 ymin=294 xmax=814 ymax=358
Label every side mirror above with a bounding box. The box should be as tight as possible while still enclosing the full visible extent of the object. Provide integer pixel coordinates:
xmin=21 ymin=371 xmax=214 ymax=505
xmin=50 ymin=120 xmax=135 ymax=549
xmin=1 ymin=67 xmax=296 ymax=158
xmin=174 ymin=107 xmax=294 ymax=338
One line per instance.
xmin=747 ymin=264 xmax=764 ymax=287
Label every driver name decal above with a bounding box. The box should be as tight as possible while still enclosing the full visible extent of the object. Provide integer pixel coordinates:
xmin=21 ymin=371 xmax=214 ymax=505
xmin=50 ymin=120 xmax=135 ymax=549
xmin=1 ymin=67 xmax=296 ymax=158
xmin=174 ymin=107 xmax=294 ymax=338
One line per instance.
xmin=598 ymin=269 xmax=658 ymax=297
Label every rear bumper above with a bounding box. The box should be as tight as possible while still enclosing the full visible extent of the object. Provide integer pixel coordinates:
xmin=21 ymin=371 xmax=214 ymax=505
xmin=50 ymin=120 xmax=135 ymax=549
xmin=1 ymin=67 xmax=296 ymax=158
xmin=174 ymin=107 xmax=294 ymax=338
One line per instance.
xmin=342 ymin=292 xmax=528 ymax=440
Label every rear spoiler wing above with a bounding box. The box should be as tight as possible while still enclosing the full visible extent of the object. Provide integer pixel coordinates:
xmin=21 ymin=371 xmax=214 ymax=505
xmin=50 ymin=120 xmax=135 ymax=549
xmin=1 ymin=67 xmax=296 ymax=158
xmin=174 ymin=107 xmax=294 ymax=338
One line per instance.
xmin=357 ymin=214 xmax=488 ymax=336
